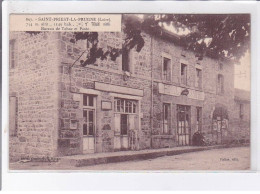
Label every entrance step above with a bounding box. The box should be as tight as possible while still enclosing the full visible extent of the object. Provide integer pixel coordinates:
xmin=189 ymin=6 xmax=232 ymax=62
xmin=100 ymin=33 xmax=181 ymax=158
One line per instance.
xmin=59 ymin=145 xmax=234 ymax=167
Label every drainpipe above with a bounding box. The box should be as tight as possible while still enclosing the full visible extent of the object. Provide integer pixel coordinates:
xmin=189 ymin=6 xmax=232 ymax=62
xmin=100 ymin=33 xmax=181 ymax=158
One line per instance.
xmin=150 ymin=36 xmax=154 ymax=149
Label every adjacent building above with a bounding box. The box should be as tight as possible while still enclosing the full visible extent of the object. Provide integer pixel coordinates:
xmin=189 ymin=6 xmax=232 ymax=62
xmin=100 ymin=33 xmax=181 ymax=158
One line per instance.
xmin=9 ymin=21 xmax=250 ymax=161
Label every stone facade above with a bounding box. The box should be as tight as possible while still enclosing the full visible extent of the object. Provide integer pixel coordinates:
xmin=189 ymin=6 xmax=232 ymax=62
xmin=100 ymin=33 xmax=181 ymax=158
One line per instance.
xmin=9 ymin=32 xmax=60 ymax=161
xmin=9 ymin=29 xmax=250 ymax=160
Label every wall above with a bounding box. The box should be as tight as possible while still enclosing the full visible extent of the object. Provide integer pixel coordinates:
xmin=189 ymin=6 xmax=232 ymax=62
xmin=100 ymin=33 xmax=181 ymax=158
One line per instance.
xmin=58 ymin=32 xmax=153 ymax=155
xmin=9 ymin=32 xmax=60 ymax=161
xmin=150 ymin=34 xmax=236 ymax=147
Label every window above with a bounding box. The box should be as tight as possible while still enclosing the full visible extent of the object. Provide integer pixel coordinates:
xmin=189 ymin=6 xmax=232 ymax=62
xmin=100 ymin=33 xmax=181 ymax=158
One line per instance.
xmin=83 ymin=94 xmax=94 ymax=107
xmin=196 ymin=107 xmax=202 ymax=132
xmin=181 ymin=63 xmax=187 ymax=85
xmin=114 ymin=98 xmax=137 ymax=114
xmin=217 ymin=74 xmax=224 ymax=94
xmin=218 ymin=63 xmax=223 ymax=70
xmin=163 ymin=103 xmax=170 ymax=134
xmin=83 ymin=109 xmax=95 ymax=136
xmin=83 ymin=94 xmax=96 ymax=136
xmin=195 ymin=68 xmax=202 ymax=88
xmin=239 ymin=104 xmax=244 ymax=120
xmin=9 ymin=40 xmax=16 ymax=69
xmin=122 ymin=47 xmax=130 ymax=72
xmin=162 ymin=57 xmax=171 ymax=81
xmin=9 ymin=96 xmax=18 ymax=136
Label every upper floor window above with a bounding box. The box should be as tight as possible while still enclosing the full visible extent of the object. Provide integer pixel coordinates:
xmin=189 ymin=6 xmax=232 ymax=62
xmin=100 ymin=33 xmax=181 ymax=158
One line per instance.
xmin=217 ymin=74 xmax=224 ymax=94
xmin=239 ymin=103 xmax=244 ymax=120
xmin=181 ymin=63 xmax=187 ymax=85
xmin=9 ymin=40 xmax=16 ymax=69
xmin=218 ymin=63 xmax=223 ymax=70
xmin=162 ymin=57 xmax=171 ymax=81
xmin=195 ymin=68 xmax=202 ymax=89
xmin=122 ymin=47 xmax=130 ymax=72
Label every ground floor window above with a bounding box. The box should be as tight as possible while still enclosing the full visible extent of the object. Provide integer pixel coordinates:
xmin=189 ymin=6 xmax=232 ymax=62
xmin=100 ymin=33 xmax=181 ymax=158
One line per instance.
xmin=163 ymin=103 xmax=170 ymax=134
xmin=9 ymin=96 xmax=18 ymax=136
xmin=196 ymin=107 xmax=202 ymax=132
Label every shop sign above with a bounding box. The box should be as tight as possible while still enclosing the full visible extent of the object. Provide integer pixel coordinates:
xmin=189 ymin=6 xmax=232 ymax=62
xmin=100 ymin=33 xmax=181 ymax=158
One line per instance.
xmin=102 ymin=101 xmax=112 ymax=110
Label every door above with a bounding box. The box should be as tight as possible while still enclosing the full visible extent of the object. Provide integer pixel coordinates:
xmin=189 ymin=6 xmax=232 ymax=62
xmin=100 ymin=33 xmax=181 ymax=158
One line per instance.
xmin=113 ymin=98 xmax=139 ymax=151
xmin=83 ymin=109 xmax=95 ymax=153
xmin=114 ymin=114 xmax=129 ymax=150
xmin=177 ymin=105 xmax=191 ymax=146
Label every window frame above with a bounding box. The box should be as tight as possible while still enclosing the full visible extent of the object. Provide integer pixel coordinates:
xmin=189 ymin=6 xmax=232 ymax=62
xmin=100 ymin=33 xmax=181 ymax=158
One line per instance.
xmin=195 ymin=68 xmax=202 ymax=89
xmin=82 ymin=94 xmax=96 ymax=136
xmin=114 ymin=98 xmax=138 ymax=114
xmin=180 ymin=63 xmax=188 ymax=85
xmin=217 ymin=74 xmax=224 ymax=94
xmin=9 ymin=39 xmax=16 ymax=69
xmin=161 ymin=53 xmax=172 ymax=82
xmin=196 ymin=107 xmax=202 ymax=132
xmin=9 ymin=96 xmax=18 ymax=137
xmin=162 ymin=103 xmax=171 ymax=135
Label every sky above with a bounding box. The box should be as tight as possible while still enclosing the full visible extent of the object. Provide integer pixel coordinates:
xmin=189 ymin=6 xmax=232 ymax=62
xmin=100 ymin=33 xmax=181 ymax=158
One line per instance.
xmin=234 ymin=51 xmax=250 ymax=91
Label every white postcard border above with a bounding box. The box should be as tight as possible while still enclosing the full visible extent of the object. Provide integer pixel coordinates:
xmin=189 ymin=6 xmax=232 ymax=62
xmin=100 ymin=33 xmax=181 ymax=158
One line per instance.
xmin=2 ymin=0 xmax=260 ymax=190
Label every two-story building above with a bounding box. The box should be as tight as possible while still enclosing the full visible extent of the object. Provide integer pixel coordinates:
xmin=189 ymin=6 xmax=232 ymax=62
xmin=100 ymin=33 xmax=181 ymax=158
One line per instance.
xmin=9 ymin=18 xmax=248 ymax=161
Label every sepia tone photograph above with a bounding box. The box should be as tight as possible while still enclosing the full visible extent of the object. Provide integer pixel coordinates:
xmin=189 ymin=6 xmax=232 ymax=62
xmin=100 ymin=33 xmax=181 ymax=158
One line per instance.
xmin=9 ymin=13 xmax=251 ymax=171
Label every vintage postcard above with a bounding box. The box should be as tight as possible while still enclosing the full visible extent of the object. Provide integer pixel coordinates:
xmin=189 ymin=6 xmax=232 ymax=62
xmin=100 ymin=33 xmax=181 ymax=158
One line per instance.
xmin=8 ymin=13 xmax=251 ymax=171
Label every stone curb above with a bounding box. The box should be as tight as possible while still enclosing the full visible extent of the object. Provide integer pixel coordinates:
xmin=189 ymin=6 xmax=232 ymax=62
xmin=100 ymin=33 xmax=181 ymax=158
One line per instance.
xmin=59 ymin=144 xmax=249 ymax=167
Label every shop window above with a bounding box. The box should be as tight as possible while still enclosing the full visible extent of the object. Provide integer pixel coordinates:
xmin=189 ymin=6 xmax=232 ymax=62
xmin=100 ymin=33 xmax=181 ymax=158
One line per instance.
xmin=195 ymin=68 xmax=202 ymax=89
xmin=217 ymin=74 xmax=224 ymax=94
xmin=9 ymin=96 xmax=18 ymax=136
xmin=181 ymin=63 xmax=187 ymax=85
xmin=239 ymin=104 xmax=244 ymax=120
xmin=162 ymin=57 xmax=171 ymax=81
xmin=196 ymin=107 xmax=202 ymax=132
xmin=163 ymin=103 xmax=170 ymax=134
xmin=9 ymin=40 xmax=16 ymax=69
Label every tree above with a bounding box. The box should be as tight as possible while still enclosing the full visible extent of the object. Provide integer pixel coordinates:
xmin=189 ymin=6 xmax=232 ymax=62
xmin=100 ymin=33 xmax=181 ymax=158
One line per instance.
xmin=28 ymin=14 xmax=250 ymax=65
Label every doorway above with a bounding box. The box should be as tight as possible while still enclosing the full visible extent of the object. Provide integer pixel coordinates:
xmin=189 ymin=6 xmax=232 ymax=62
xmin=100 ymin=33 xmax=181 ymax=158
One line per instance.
xmin=114 ymin=98 xmax=138 ymax=151
xmin=177 ymin=105 xmax=191 ymax=146
xmin=82 ymin=94 xmax=96 ymax=154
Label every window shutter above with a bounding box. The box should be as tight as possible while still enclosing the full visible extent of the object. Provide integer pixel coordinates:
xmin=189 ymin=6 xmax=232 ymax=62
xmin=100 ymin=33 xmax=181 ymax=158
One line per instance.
xmin=9 ymin=96 xmax=17 ymax=136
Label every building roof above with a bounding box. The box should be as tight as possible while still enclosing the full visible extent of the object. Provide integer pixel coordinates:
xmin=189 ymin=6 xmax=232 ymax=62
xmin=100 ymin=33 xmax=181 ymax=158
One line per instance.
xmin=234 ymin=88 xmax=250 ymax=102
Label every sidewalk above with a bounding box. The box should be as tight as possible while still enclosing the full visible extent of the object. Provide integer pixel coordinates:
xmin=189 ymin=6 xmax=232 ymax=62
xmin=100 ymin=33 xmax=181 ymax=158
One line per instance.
xmin=59 ymin=144 xmax=243 ymax=167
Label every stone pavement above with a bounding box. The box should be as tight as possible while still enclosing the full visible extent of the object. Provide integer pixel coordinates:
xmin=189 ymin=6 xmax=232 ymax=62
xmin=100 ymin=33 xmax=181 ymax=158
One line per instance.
xmin=59 ymin=144 xmax=246 ymax=167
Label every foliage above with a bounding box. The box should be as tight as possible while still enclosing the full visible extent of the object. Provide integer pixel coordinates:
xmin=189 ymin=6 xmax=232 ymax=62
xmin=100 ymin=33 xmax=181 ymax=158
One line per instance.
xmin=26 ymin=14 xmax=250 ymax=66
